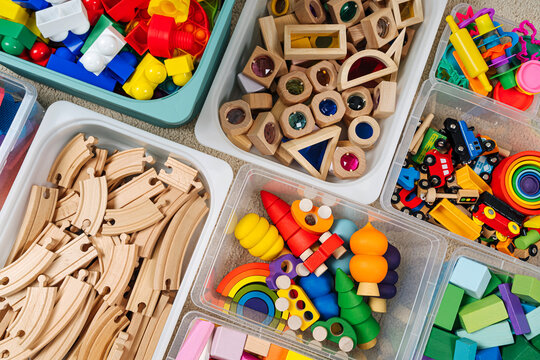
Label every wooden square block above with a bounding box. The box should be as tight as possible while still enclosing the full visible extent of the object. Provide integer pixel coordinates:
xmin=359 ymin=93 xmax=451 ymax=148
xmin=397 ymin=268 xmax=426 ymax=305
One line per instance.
xmin=279 ymin=104 xmax=315 ymax=139
xmin=348 ymin=115 xmax=380 ymax=150
xmin=372 ymin=80 xmax=396 ymax=119
xmin=267 ymin=0 xmax=296 ymax=17
xmin=360 ymin=8 xmax=398 ymax=49
xmin=294 ymin=0 xmax=326 ymax=24
xmin=332 ymin=141 xmax=366 ymax=179
xmin=242 ymin=93 xmax=273 ymax=110
xmin=277 ymin=71 xmax=313 ymax=105
xmin=259 ymin=15 xmax=284 ymax=58
xmin=310 ymin=90 xmax=345 ymax=127
xmin=210 ymin=326 xmax=247 ymax=360
xmin=449 ymin=257 xmax=491 ymax=299
xmin=341 ymin=86 xmax=373 ymax=123
xmin=244 ymin=335 xmax=271 ymax=357
xmin=242 ymin=46 xmax=285 ymax=88
xmin=284 ymin=24 xmax=347 ymax=61
xmin=347 ymin=23 xmax=366 ymax=46
xmin=274 ymin=14 xmax=299 ymax=43
xmin=391 ymin=0 xmax=423 ymax=29
xmin=219 ymin=100 xmax=253 ymax=136
xmin=306 ymin=60 xmax=337 ymax=93
xmin=327 ymin=0 xmax=365 ymax=27
xmin=247 ymin=112 xmax=283 ymax=155
xmin=271 ymin=98 xmax=288 ymax=120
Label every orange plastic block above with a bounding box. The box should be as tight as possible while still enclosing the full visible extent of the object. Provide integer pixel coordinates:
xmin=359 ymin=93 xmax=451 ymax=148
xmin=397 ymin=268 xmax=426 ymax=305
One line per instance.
xmin=264 ymin=344 xmax=288 ymax=360
xmin=123 ymin=53 xmax=167 ymax=100
xmin=290 ymin=198 xmax=334 ymax=235
xmin=148 ymin=0 xmax=190 ymax=23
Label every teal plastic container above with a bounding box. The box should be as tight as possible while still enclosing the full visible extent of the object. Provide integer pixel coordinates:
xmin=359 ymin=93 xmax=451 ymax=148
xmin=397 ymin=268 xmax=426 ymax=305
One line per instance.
xmin=0 ymin=0 xmax=234 ymax=128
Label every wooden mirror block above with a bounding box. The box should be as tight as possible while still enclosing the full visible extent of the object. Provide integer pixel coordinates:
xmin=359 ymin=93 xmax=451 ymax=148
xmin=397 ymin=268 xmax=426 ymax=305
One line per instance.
xmin=310 ymin=90 xmax=345 ymax=127
xmin=227 ymin=133 xmax=253 ymax=152
xmin=361 ymin=7 xmax=398 ymax=49
xmin=274 ymin=14 xmax=300 ymax=43
xmin=247 ymin=112 xmax=284 ymax=155
xmin=242 ymin=46 xmax=285 ymax=88
xmin=242 ymin=93 xmax=274 ymax=110
xmin=372 ymin=80 xmax=397 ymax=119
xmin=267 ymin=0 xmax=296 ymax=17
xmin=284 ymin=24 xmax=347 ymax=61
xmin=294 ymin=0 xmax=326 ymax=24
xmin=306 ymin=60 xmax=338 ymax=93
xmin=277 ymin=71 xmax=313 ymax=105
xmin=337 ymin=49 xmax=397 ymax=91
xmin=327 ymin=0 xmax=365 ymax=27
xmin=341 ymin=86 xmax=374 ymax=123
xmin=274 ymin=142 xmax=294 ymax=165
xmin=332 ymin=141 xmax=366 ymax=179
xmin=219 ymin=100 xmax=254 ymax=136
xmin=401 ymin=27 xmax=416 ymax=57
xmin=348 ymin=116 xmax=380 ymax=150
xmin=279 ymin=104 xmax=315 ymax=139
xmin=347 ymin=23 xmax=366 ymax=46
xmin=391 ymin=0 xmax=423 ymax=29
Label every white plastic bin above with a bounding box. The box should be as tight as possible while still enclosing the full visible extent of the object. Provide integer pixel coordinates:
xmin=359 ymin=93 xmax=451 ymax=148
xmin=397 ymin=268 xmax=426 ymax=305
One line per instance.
xmin=195 ymin=0 xmax=448 ymax=204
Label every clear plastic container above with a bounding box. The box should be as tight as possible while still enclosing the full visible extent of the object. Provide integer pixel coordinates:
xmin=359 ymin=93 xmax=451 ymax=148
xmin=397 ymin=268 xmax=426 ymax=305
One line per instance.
xmin=381 ymin=78 xmax=540 ymax=259
xmin=412 ymin=246 xmax=540 ymax=359
xmin=430 ymin=3 xmax=540 ymax=117
xmin=195 ymin=0 xmax=449 ymax=204
xmin=192 ymin=164 xmax=447 ymax=360
xmin=0 ymin=101 xmax=234 ymax=360
xmin=0 ymin=72 xmax=43 ymax=209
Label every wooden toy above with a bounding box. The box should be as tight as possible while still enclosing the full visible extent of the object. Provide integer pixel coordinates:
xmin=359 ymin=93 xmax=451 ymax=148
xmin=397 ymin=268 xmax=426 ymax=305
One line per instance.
xmin=244 ymin=335 xmax=271 ymax=357
xmin=449 ymin=257 xmax=492 ymax=299
xmin=337 ymin=50 xmax=397 ymax=91
xmin=277 ymin=71 xmax=313 ymax=105
xmin=267 ymin=0 xmax=296 ymax=17
xmin=267 ymin=254 xmax=309 ymax=290
xmin=524 ymin=306 xmax=540 ymax=340
xmin=360 ymin=7 xmax=398 ymax=49
xmin=400 ymin=27 xmax=416 ymax=57
xmin=229 ymin=134 xmax=253 ymax=152
xmin=409 ymin=114 xmax=435 ymax=155
xmin=298 ymin=272 xmax=339 ymax=320
xmin=429 ymin=199 xmax=483 ymax=241
xmin=71 ymin=172 xmax=107 ymax=235
xmin=247 ymin=112 xmax=284 ymax=156
xmin=283 ymin=24 xmax=347 ymax=60
xmin=390 ymin=0 xmax=423 ymax=29
xmin=158 ymin=156 xmax=200 ymax=193
xmin=274 ymin=13 xmax=299 ymax=42
xmin=294 ymin=0 xmax=326 ymax=24
xmin=425 ymin=188 xmax=480 ymax=206
xmin=332 ymin=141 xmax=366 ymax=179
xmin=103 ymin=147 xmax=154 ymax=186
xmin=279 ymin=103 xmax=315 ymax=139
xmin=502 ymin=335 xmax=540 ymax=360
xmin=243 ymin=46 xmax=285 ymax=88
xmin=276 ymin=284 xmax=320 ymax=330
xmin=453 ymin=338 xmax=477 ymax=360
xmin=424 ymin=327 xmax=459 ymax=360
xmin=235 ymin=213 xmax=285 ymax=261
xmin=385 ymin=28 xmax=406 ymax=82
xmin=134 ymin=294 xmax=172 ymax=360
xmin=219 ymin=100 xmax=254 ymax=136
xmin=264 ymin=343 xmax=289 ymax=360
xmin=456 ymin=321 xmax=514 ymax=349
xmin=306 ymin=61 xmax=337 ymax=93
xmin=499 ymin=283 xmax=531 ymax=335
xmin=274 ymin=142 xmax=294 ymax=166
xmin=291 ymin=198 xmax=334 ymax=235
xmin=371 ymin=81 xmax=397 ymax=119
xmin=346 ymin=23 xmax=365 ymax=46
xmin=270 ymin=98 xmax=288 ymax=120
xmin=259 ymin=16 xmax=284 ymax=58
xmin=209 ymin=325 xmax=248 ymax=360
xmin=126 ymin=255 xmax=160 ymax=316
xmin=434 ymin=284 xmax=465 ymax=332
xmin=311 ymin=317 xmax=357 ymax=352
xmin=512 ymin=274 xmax=540 ymax=305
xmin=341 ymin=86 xmax=373 ymax=121
xmin=242 ymin=93 xmax=274 ymax=110
xmin=107 ymin=168 xmax=165 ymax=208
xmin=348 ymin=116 xmax=380 ymax=150
xmin=102 ymin=199 xmax=164 ymax=235
xmin=175 ymin=319 xmax=215 ymax=360
xmin=458 ymin=294 xmax=509 ymax=333
xmin=310 ymin=90 xmax=345 ymax=127
xmin=327 ymin=0 xmax=364 ymax=27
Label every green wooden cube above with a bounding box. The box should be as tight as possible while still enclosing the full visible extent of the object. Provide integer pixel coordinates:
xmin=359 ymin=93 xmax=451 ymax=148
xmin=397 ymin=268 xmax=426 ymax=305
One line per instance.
xmin=435 ymin=284 xmax=465 ymax=331
xmin=459 ymin=294 xmax=508 ymax=333
xmin=501 ymin=335 xmax=540 ymax=359
xmin=483 ymin=272 xmax=503 ymax=296
xmin=512 ymin=274 xmax=540 ymax=305
xmin=424 ymin=327 xmax=459 ymax=360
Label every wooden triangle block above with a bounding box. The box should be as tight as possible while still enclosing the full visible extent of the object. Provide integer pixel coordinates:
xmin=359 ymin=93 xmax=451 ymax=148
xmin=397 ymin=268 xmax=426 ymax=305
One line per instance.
xmin=386 ymin=28 xmax=406 ymax=82
xmin=337 ymin=49 xmax=398 ymax=91
xmin=282 ymin=126 xmax=342 ymax=180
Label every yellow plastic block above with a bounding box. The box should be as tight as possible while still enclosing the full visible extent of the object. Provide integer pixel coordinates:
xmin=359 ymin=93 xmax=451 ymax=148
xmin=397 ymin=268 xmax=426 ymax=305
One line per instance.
xmin=277 ymin=285 xmax=320 ymax=331
xmin=123 ymin=53 xmax=167 ymax=100
xmin=164 ymin=54 xmax=194 ymax=86
xmin=456 ymin=165 xmax=492 ymax=194
xmin=285 ymin=351 xmax=312 ymax=360
xmin=148 ymin=0 xmax=190 ymax=24
xmin=26 ymin=13 xmax=48 ymax=43
xmin=429 ymin=199 xmax=482 ymax=240
xmin=0 ymin=0 xmax=29 ymax=25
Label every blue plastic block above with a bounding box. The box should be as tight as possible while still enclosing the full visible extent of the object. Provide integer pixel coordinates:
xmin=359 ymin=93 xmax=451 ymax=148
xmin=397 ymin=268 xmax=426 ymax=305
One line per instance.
xmin=0 ymin=92 xmax=20 ymax=134
xmin=63 ymin=31 xmax=89 ymax=55
xmin=299 ymin=272 xmax=339 ymax=320
xmin=456 ymin=321 xmax=514 ymax=349
xmin=475 ymin=347 xmax=502 ymax=360
xmin=454 ymin=338 xmax=477 ymax=360
xmin=398 ymin=166 xmax=420 ymax=190
xmin=106 ymin=51 xmax=137 ymax=84
xmin=522 ymin=303 xmax=536 ymax=314
xmin=330 ymin=219 xmax=358 ymax=248
xmin=449 ymin=257 xmax=492 ymax=299
xmin=13 ymin=0 xmax=50 ymax=11
xmin=46 ymin=48 xmax=117 ymax=91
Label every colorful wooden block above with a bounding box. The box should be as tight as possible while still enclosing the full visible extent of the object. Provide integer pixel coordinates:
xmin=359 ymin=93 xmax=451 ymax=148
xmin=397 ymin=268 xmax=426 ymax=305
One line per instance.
xmin=244 ymin=335 xmax=271 ymax=357
xmin=175 ymin=319 xmax=215 ymax=360
xmin=283 ymin=24 xmax=347 ymax=61
xmin=310 ymin=90 xmax=345 ymax=127
xmin=247 ymin=112 xmax=283 ymax=156
xmin=360 ymin=7 xmax=398 ymax=49
xmin=219 ymin=100 xmax=254 ymax=136
xmin=459 ymin=294 xmax=509 ymax=333
xmin=435 ymin=284 xmax=465 ymax=331
xmin=453 ymin=338 xmax=477 ymax=360
xmin=209 ymin=326 xmax=248 ymax=360
xmin=502 ymin=335 xmax=540 ymax=359
xmin=524 ymin=306 xmax=540 ymax=340
xmin=279 ymin=103 xmax=315 ymax=139
xmin=531 ymin=333 xmax=540 ymax=351
xmin=277 ymin=71 xmax=313 ymax=105
xmin=449 ymin=257 xmax=492 ymax=299
xmin=456 ymin=321 xmax=514 ymax=349
xmin=242 ymin=46 xmax=285 ymax=89
xmin=499 ymin=283 xmax=531 ymax=336
xmin=285 ymin=350 xmax=312 ymax=360
xmin=390 ymin=0 xmax=424 ymax=29
xmin=372 ymin=80 xmax=397 ymax=119
xmin=522 ymin=303 xmax=537 ymax=314
xmin=326 ymin=0 xmax=364 ymax=27
xmin=476 ymin=347 xmax=502 ymax=360
xmin=512 ymin=274 xmax=540 ymax=306
xmin=424 ymin=327 xmax=459 ymax=360
xmin=264 ymin=343 xmax=289 ymax=360
xmin=484 ymin=273 xmax=503 ymax=296
xmin=294 ymin=0 xmax=326 ymax=24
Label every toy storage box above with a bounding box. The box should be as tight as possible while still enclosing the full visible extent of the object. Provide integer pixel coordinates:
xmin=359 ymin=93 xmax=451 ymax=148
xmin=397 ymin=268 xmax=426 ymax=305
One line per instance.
xmin=195 ymin=0 xmax=448 ymax=205
xmin=0 ymin=0 xmax=235 ymax=128
xmin=381 ymin=79 xmax=540 ymax=258
xmin=0 ymin=72 xmax=43 ymax=209
xmin=413 ymin=246 xmax=540 ymax=359
xmin=191 ymin=165 xmax=447 ymax=360
xmin=430 ymin=3 xmax=540 ymax=116
xmin=0 ymin=101 xmax=234 ymax=360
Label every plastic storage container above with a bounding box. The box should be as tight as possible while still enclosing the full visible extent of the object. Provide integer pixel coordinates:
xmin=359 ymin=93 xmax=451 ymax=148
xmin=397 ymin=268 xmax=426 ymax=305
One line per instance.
xmin=412 ymin=246 xmax=540 ymax=359
xmin=192 ymin=165 xmax=447 ymax=360
xmin=381 ymin=79 xmax=540 ymax=259
xmin=0 ymin=0 xmax=235 ymax=128
xmin=0 ymin=101 xmax=233 ymax=359
xmin=0 ymin=72 xmax=43 ymax=209
xmin=430 ymin=3 xmax=540 ymax=116
xmin=195 ymin=0 xmax=448 ymax=205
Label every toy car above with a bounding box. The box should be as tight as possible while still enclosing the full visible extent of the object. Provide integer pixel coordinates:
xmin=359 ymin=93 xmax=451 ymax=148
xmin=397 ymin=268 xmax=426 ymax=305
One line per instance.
xmin=412 ymin=127 xmax=448 ymax=164
xmin=420 ymin=149 xmax=455 ymax=188
xmin=472 ymin=155 xmax=495 ymax=183
xmin=391 ymin=187 xmax=428 ymax=220
xmin=471 ymin=192 xmax=526 ymax=239
xmin=443 ymin=118 xmax=495 ymax=164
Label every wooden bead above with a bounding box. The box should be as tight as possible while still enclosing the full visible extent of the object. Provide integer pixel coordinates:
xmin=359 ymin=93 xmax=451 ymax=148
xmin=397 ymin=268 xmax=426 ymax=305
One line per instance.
xmin=306 ymin=60 xmax=337 ymax=93
xmin=332 ymin=141 xmax=366 ymax=179
xmin=390 ymin=0 xmax=423 ymax=29
xmin=219 ymin=100 xmax=253 ymax=136
xmin=310 ymin=90 xmax=345 ymax=127
xmin=277 ymin=71 xmax=313 ymax=105
xmin=247 ymin=112 xmax=283 ymax=155
xmin=279 ymin=104 xmax=315 ymax=139
xmin=241 ymin=93 xmax=273 ymax=110
xmin=360 ymin=7 xmax=398 ymax=49
xmin=348 ymin=116 xmax=380 ymax=150
xmin=341 ymin=86 xmax=373 ymax=123
xmin=327 ymin=0 xmax=365 ymax=27
xmin=294 ymin=0 xmax=326 ymax=24
xmin=242 ymin=46 xmax=285 ymax=88
xmin=372 ymin=80 xmax=397 ymax=119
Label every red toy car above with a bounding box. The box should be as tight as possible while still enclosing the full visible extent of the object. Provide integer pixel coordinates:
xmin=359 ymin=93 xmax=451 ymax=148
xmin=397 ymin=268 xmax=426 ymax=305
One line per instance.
xmin=420 ymin=149 xmax=455 ymax=188
xmin=391 ymin=187 xmax=428 ymax=220
xmin=471 ymin=192 xmax=525 ymax=240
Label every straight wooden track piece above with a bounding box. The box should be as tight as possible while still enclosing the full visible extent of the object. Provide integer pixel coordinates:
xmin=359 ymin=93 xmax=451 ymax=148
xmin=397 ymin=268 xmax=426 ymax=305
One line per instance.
xmin=72 ymin=148 xmax=108 ymax=193
xmin=107 ymin=312 xmax=150 ymax=360
xmin=107 ymin=168 xmax=165 ymax=209
xmin=6 ymin=186 xmax=58 ymax=265
xmin=95 ymin=241 xmax=139 ymax=306
xmin=47 ymin=133 xmax=98 ymax=189
xmin=102 ymin=199 xmax=164 ymax=236
xmin=7 ymin=276 xmax=56 ymax=349
xmin=126 ymin=254 xmax=160 ymax=316
xmin=337 ymin=49 xmax=397 ymax=91
xmin=0 ymin=310 xmax=15 ymax=339
xmin=103 ymin=148 xmax=154 ymax=186
xmin=90 ymin=234 xmax=116 ymax=274
xmin=53 ymin=190 xmax=80 ymax=224
xmin=78 ymin=306 xmax=130 ymax=360
xmin=134 ymin=295 xmax=172 ymax=360
xmin=158 ymin=157 xmax=202 ymax=193
xmin=71 ymin=173 xmax=108 ymax=236
xmin=155 ymin=195 xmax=209 ymax=291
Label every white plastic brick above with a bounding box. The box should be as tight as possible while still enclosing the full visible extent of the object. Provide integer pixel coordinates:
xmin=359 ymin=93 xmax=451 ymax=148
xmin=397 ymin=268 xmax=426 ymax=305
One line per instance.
xmin=79 ymin=26 xmax=126 ymax=75
xmin=36 ymin=0 xmax=90 ymax=42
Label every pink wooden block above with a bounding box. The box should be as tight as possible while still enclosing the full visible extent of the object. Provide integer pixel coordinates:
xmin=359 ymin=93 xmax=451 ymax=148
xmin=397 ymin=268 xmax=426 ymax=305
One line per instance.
xmin=210 ymin=326 xmax=248 ymax=360
xmin=241 ymin=353 xmax=259 ymax=360
xmin=176 ymin=319 xmax=215 ymax=360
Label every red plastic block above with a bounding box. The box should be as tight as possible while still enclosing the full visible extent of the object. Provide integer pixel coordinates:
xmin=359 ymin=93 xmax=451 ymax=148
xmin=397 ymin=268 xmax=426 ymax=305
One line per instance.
xmin=147 ymin=14 xmax=194 ymax=58
xmin=101 ymin=0 xmax=147 ymax=22
xmin=177 ymin=0 xmax=210 ymax=59
xmin=82 ymin=0 xmax=104 ymax=26
xmin=125 ymin=21 xmax=149 ymax=55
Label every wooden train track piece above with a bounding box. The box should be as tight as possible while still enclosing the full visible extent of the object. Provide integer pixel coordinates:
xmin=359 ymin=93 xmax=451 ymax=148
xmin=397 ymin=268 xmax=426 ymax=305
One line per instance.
xmin=95 ymin=240 xmax=139 ymax=306
xmin=337 ymin=49 xmax=397 ymax=91
xmin=53 ymin=190 xmax=80 ymax=224
xmin=107 ymin=168 xmax=166 ymax=209
xmin=7 ymin=186 xmax=58 ymax=265
xmin=47 ymin=133 xmax=98 ymax=189
xmin=157 ymin=156 xmax=202 ymax=193
xmin=126 ymin=254 xmax=160 ymax=316
xmin=134 ymin=295 xmax=172 ymax=360
xmin=103 ymin=148 xmax=154 ymax=186
xmin=71 ymin=172 xmax=108 ymax=236
xmin=6 ymin=276 xmax=56 ymax=349
xmin=33 ymin=222 xmax=71 ymax=252
xmin=154 ymin=194 xmax=208 ymax=291
xmin=102 ymin=199 xmax=164 ymax=236
xmin=0 ymin=309 xmax=15 ymax=339
xmin=78 ymin=305 xmax=130 ymax=360
xmin=72 ymin=148 xmax=109 ymax=193
xmin=107 ymin=312 xmax=150 ymax=360
xmin=90 ymin=234 xmax=116 ymax=274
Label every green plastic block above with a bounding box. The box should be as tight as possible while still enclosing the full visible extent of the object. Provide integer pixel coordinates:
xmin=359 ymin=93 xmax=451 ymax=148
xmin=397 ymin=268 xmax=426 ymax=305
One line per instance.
xmin=501 ymin=335 xmax=540 ymax=359
xmin=512 ymin=274 xmax=540 ymax=306
xmin=531 ymin=333 xmax=540 ymax=351
xmin=483 ymin=272 xmax=503 ymax=296
xmin=456 ymin=321 xmax=514 ymax=349
xmin=461 ymin=294 xmax=479 ymax=307
xmin=459 ymin=294 xmax=509 ymax=333
xmin=0 ymin=19 xmax=36 ymax=53
xmin=435 ymin=284 xmax=465 ymax=331
xmin=80 ymin=14 xmax=125 ymax=54
xmin=495 ymin=273 xmax=514 ymax=284
xmin=424 ymin=327 xmax=459 ymax=360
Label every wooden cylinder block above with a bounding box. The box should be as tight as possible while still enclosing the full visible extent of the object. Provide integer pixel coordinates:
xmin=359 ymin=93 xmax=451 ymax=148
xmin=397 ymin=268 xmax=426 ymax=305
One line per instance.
xmin=294 ymin=0 xmax=326 ymax=24
xmin=267 ymin=0 xmax=296 ymax=17
xmin=277 ymin=71 xmax=313 ymax=105
xmin=241 ymin=93 xmax=274 ymax=110
xmin=348 ymin=116 xmax=380 ymax=150
xmin=219 ymin=100 xmax=253 ymax=136
xmin=341 ymin=86 xmax=373 ymax=122
xmin=306 ymin=60 xmax=337 ymax=93
xmin=332 ymin=141 xmax=366 ymax=179
xmin=279 ymin=104 xmax=315 ymax=139
xmin=310 ymin=90 xmax=345 ymax=127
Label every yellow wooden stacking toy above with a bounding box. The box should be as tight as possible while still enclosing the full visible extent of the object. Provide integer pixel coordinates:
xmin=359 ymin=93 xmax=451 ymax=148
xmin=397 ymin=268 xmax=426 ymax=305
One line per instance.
xmin=234 ymin=213 xmax=284 ymax=261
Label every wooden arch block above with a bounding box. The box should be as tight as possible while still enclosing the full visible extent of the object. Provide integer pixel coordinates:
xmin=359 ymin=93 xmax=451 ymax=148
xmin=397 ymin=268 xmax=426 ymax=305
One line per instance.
xmin=337 ymin=49 xmax=397 ymax=91
xmin=247 ymin=112 xmax=284 ymax=156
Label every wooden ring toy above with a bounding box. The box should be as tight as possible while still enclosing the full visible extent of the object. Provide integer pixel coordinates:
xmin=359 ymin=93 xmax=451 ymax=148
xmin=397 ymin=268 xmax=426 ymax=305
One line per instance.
xmin=310 ymin=90 xmax=346 ymax=127
xmin=341 ymin=86 xmax=373 ymax=123
xmin=306 ymin=60 xmax=338 ymax=93
xmin=219 ymin=99 xmax=254 ymax=136
xmin=348 ymin=116 xmax=380 ymax=150
xmin=279 ymin=103 xmax=316 ymax=139
xmin=277 ymin=71 xmax=313 ymax=105
xmin=332 ymin=141 xmax=367 ymax=179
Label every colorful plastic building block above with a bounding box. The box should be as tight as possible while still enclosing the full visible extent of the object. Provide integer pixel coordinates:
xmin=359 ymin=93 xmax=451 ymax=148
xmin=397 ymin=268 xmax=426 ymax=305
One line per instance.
xmin=105 ymin=50 xmax=136 ymax=84
xmin=0 ymin=0 xmax=30 ymax=24
xmin=177 ymin=0 xmax=210 ymax=58
xmin=20 ymin=41 xmax=54 ymax=66
xmin=101 ymin=0 xmax=147 ymax=22
xmin=13 ymin=0 xmax=50 ymax=11
xmin=234 ymin=213 xmax=285 ymax=262
xmin=298 ymin=272 xmax=339 ymax=320
xmin=276 ymin=284 xmax=320 ymax=331
xmin=453 ymin=338 xmax=477 ymax=360
xmin=79 ymin=25 xmax=125 ymax=75
xmin=148 ymin=0 xmax=189 ymax=23
xmin=311 ymin=317 xmax=357 ymax=352
xmin=122 ymin=53 xmax=166 ymax=100
xmin=434 ymin=284 xmax=465 ymax=331
xmin=397 ymin=166 xmax=420 ymax=191
xmin=456 ymin=321 xmax=514 ymax=349
xmin=449 ymin=257 xmax=491 ymax=299
xmin=424 ymin=327 xmax=459 ymax=360
xmin=429 ymin=199 xmax=483 ymax=241
xmin=512 ymin=274 xmax=540 ymax=305
xmin=81 ymin=0 xmax=104 ymax=26
xmin=483 ymin=271 xmax=503 ymax=296
xmin=35 ymin=0 xmax=90 ymax=42
xmin=458 ymin=294 xmax=509 ymax=333
xmin=290 ymin=198 xmax=334 ymax=235
xmin=498 ymin=283 xmax=531 ymax=335
xmin=524 ymin=306 xmax=540 ymax=340
xmin=209 ymin=326 xmax=247 ymax=360
xmin=475 ymin=347 xmax=502 ymax=360
xmin=63 ymin=31 xmax=88 ymax=55
xmin=266 ymin=254 xmax=308 ymax=290
xmin=147 ymin=14 xmax=195 ymax=58
xmin=327 ymin=219 xmax=357 ymax=275
xmin=164 ymin=54 xmax=194 ymax=86
xmin=0 ymin=19 xmax=37 ymax=56
xmin=502 ymin=335 xmax=540 ymax=360
xmin=175 ymin=319 xmax=215 ymax=360
xmin=124 ymin=20 xmax=149 ymax=55
xmin=80 ymin=14 xmax=124 ymax=54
